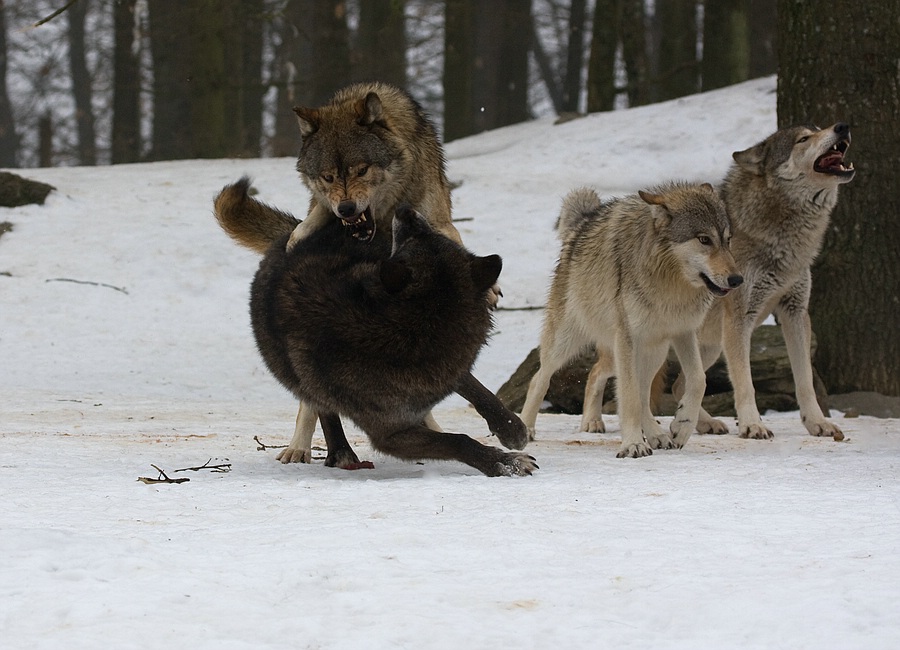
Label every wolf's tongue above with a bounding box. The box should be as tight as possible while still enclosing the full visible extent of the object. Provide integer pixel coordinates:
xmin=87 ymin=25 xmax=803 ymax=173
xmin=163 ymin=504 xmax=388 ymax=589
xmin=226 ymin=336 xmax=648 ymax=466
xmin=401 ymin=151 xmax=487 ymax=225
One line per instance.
xmin=819 ymin=153 xmax=842 ymax=169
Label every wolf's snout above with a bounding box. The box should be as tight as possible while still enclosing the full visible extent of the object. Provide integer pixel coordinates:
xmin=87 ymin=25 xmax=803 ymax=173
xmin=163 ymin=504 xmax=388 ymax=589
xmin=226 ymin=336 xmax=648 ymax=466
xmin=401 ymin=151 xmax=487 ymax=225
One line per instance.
xmin=727 ymin=274 xmax=744 ymax=289
xmin=834 ymin=122 xmax=850 ymax=137
xmin=337 ymin=200 xmax=358 ymax=219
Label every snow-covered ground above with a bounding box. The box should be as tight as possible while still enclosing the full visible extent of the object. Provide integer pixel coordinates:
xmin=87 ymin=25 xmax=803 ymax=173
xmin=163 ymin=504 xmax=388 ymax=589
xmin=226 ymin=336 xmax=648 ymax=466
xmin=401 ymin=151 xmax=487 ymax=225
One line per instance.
xmin=2 ymin=77 xmax=899 ymax=649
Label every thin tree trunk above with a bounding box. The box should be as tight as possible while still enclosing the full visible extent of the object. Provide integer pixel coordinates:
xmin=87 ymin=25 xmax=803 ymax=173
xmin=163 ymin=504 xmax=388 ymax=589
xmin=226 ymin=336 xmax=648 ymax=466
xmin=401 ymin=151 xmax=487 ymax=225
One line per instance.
xmin=586 ymin=0 xmax=619 ymax=112
xmin=777 ymin=0 xmax=900 ymax=395
xmin=0 ymin=0 xmax=18 ymax=167
xmin=67 ymin=0 xmax=96 ymax=165
xmin=112 ymin=0 xmax=141 ymax=164
xmin=656 ymin=0 xmax=698 ymax=101
xmin=561 ymin=0 xmax=587 ymax=113
xmin=701 ymin=0 xmax=750 ymax=91
xmin=619 ymin=0 xmax=648 ymax=106
xmin=443 ymin=0 xmax=475 ymax=141
xmin=148 ymin=0 xmax=192 ymax=160
xmin=748 ymin=0 xmax=776 ymax=78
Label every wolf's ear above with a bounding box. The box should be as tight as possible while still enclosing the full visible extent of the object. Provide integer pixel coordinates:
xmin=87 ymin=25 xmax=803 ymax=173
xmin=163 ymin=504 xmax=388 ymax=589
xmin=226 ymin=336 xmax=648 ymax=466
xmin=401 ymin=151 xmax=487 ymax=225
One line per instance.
xmin=357 ymin=92 xmax=385 ymax=127
xmin=732 ymin=144 xmax=765 ymax=175
xmin=639 ymin=190 xmax=673 ymax=230
xmin=699 ymin=182 xmax=715 ymax=194
xmin=380 ymin=259 xmax=412 ymax=294
xmin=638 ymin=190 xmax=666 ymax=207
xmin=471 ymin=254 xmax=503 ymax=293
xmin=293 ymin=107 xmax=318 ymax=138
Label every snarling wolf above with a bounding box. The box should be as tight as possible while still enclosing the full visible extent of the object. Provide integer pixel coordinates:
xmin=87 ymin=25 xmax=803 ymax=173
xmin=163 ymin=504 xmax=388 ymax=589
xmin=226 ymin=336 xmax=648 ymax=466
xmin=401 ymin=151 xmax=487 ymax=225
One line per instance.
xmin=520 ymin=182 xmax=742 ymax=458
xmin=675 ymin=122 xmax=855 ymax=440
xmin=250 ymin=206 xmax=535 ymax=477
xmin=214 ymin=83 xmax=470 ymax=463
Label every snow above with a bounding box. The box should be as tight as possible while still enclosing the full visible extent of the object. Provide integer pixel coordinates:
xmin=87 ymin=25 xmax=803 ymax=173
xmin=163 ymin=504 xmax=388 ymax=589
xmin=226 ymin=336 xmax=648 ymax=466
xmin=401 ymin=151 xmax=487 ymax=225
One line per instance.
xmin=2 ymin=76 xmax=899 ymax=648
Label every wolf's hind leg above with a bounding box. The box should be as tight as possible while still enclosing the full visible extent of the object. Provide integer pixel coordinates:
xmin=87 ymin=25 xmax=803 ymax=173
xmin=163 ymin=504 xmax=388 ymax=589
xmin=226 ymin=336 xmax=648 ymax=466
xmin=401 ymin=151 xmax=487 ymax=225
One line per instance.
xmin=521 ymin=325 xmax=585 ymax=440
xmin=319 ymin=411 xmax=362 ymax=469
xmin=276 ymin=402 xmax=317 ymax=464
xmin=669 ymin=332 xmax=705 ymax=448
xmin=455 ymin=371 xmax=528 ymax=450
xmin=581 ymin=347 xmax=614 ymax=433
xmin=369 ymin=425 xmax=537 ymax=477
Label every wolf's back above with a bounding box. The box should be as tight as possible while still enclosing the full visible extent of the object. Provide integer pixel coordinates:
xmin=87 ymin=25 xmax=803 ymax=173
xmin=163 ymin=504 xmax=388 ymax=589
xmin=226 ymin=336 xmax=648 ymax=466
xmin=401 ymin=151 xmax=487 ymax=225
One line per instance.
xmin=214 ymin=176 xmax=300 ymax=254
xmin=555 ymin=187 xmax=604 ymax=244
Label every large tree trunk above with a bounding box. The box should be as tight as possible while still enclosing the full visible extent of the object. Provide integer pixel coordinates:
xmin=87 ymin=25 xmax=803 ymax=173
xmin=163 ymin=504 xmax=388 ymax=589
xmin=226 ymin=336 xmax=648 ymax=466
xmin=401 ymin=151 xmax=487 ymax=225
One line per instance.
xmin=655 ymin=0 xmax=698 ymax=101
xmin=561 ymin=0 xmax=586 ymax=113
xmin=0 ymin=0 xmax=18 ymax=167
xmin=443 ymin=0 xmax=476 ymax=141
xmin=187 ymin=0 xmax=227 ymax=158
xmin=701 ymin=0 xmax=750 ymax=91
xmin=355 ymin=0 xmax=407 ymax=88
xmin=777 ymin=0 xmax=900 ymax=395
xmin=223 ymin=0 xmax=264 ymax=157
xmin=748 ymin=0 xmax=776 ymax=78
xmin=148 ymin=0 xmax=192 ymax=160
xmin=67 ymin=0 xmax=97 ymax=165
xmin=111 ymin=0 xmax=141 ymax=164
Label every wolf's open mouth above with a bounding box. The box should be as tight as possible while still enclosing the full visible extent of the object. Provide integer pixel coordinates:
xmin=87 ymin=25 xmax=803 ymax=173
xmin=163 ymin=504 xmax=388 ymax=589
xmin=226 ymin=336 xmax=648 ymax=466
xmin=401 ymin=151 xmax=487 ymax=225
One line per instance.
xmin=814 ymin=139 xmax=855 ymax=177
xmin=700 ymin=273 xmax=730 ymax=297
xmin=340 ymin=207 xmax=376 ymax=242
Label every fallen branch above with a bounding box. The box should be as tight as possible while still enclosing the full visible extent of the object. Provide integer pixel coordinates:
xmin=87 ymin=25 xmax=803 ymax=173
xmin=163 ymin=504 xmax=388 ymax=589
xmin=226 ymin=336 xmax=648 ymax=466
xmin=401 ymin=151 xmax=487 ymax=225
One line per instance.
xmin=46 ymin=277 xmax=129 ymax=294
xmin=174 ymin=458 xmax=231 ymax=473
xmin=137 ymin=464 xmax=190 ymax=485
xmin=496 ymin=304 xmax=545 ymax=312
xmin=254 ymin=435 xmax=287 ymax=451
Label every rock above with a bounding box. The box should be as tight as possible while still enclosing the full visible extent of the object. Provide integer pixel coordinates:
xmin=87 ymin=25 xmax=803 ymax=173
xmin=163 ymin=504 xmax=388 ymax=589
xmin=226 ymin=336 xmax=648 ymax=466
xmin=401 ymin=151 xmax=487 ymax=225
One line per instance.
xmin=828 ymin=392 xmax=900 ymax=419
xmin=0 ymin=172 xmax=55 ymax=207
xmin=497 ymin=324 xmax=831 ymax=417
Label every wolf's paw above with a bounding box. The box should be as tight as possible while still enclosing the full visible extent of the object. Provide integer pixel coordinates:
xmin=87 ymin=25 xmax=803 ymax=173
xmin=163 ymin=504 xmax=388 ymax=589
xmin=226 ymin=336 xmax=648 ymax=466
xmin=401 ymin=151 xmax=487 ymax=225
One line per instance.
xmin=526 ymin=426 xmax=537 ymax=442
xmin=493 ymin=417 xmax=529 ymax=450
xmin=668 ymin=419 xmax=694 ymax=449
xmin=581 ymin=417 xmax=606 ymax=433
xmin=739 ymin=422 xmax=774 ymax=440
xmin=489 ymin=452 xmax=539 ymax=477
xmin=647 ymin=430 xmax=677 ymax=450
xmin=697 ymin=417 xmax=730 ymax=435
xmin=486 ymin=283 xmax=503 ymax=309
xmin=804 ymin=418 xmax=844 ymax=441
xmin=616 ymin=441 xmax=653 ymax=458
xmin=276 ymin=446 xmax=313 ymax=464
xmin=324 ymin=447 xmax=361 ymax=469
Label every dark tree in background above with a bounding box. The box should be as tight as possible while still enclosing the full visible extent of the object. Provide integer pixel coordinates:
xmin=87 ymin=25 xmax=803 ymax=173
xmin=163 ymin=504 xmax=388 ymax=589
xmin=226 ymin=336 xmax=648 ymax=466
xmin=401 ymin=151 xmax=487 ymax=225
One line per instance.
xmin=702 ymin=0 xmax=749 ymax=92
xmin=0 ymin=0 xmax=17 ymax=167
xmin=778 ymin=0 xmax=900 ymax=395
xmin=67 ymin=0 xmax=96 ymax=165
xmin=655 ymin=0 xmax=698 ymax=101
xmin=443 ymin=0 xmax=531 ymax=142
xmin=356 ymin=0 xmax=407 ymax=88
xmin=225 ymin=0 xmax=264 ymax=157
xmin=111 ymin=0 xmax=140 ymax=164
xmin=586 ymin=0 xmax=618 ymax=112
xmin=560 ymin=0 xmax=586 ymax=113
xmin=147 ymin=0 xmax=192 ymax=160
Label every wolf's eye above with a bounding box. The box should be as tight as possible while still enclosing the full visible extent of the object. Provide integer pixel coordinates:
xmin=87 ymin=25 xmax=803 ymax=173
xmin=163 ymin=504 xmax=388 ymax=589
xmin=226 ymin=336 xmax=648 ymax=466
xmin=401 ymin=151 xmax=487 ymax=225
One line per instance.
xmin=796 ymin=136 xmax=810 ymax=144
xmin=698 ymin=235 xmax=712 ymax=246
xmin=357 ymin=166 xmax=369 ymax=177
xmin=321 ymin=173 xmax=334 ymax=183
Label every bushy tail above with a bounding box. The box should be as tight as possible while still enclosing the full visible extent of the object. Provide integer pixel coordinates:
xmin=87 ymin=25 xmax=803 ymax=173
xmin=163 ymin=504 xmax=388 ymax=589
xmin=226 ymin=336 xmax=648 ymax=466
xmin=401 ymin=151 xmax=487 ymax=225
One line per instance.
xmin=213 ymin=176 xmax=300 ymax=254
xmin=554 ymin=187 xmax=603 ymax=244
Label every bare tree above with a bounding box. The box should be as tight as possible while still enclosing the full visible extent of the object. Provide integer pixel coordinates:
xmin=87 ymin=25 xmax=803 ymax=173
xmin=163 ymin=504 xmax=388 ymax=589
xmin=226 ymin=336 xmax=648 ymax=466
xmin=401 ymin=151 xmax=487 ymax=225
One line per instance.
xmin=701 ymin=0 xmax=750 ymax=91
xmin=560 ymin=0 xmax=586 ymax=113
xmin=67 ymin=0 xmax=96 ymax=165
xmin=586 ymin=0 xmax=619 ymax=112
xmin=0 ymin=0 xmax=17 ymax=166
xmin=655 ymin=0 xmax=698 ymax=101
xmin=111 ymin=0 xmax=140 ymax=164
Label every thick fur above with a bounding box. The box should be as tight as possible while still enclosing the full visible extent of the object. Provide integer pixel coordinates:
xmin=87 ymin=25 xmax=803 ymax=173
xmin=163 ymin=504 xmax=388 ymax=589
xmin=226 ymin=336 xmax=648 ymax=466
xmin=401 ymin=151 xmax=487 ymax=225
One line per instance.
xmin=520 ymin=182 xmax=742 ymax=458
xmin=678 ymin=123 xmax=855 ymax=440
xmin=286 ymin=82 xmax=460 ymax=248
xmin=250 ymin=207 xmax=535 ymax=477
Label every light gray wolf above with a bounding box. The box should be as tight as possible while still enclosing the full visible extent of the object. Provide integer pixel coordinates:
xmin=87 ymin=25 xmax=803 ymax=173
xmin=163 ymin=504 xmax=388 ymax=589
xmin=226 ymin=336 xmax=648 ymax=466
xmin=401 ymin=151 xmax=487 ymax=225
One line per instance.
xmin=673 ymin=122 xmax=855 ymax=440
xmin=214 ymin=82 xmax=469 ymax=464
xmin=520 ymin=182 xmax=743 ymax=458
xmin=249 ymin=205 xmax=535 ymax=477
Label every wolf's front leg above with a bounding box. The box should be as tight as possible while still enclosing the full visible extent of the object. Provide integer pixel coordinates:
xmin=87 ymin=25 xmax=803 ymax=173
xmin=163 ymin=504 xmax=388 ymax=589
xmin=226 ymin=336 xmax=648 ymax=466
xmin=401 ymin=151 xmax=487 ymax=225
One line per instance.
xmin=669 ymin=332 xmax=706 ymax=448
xmin=319 ymin=411 xmax=362 ymax=469
xmin=580 ymin=347 xmax=614 ymax=433
xmin=636 ymin=341 xmax=674 ymax=450
xmin=614 ymin=332 xmax=653 ymax=458
xmin=722 ymin=304 xmax=772 ymax=439
xmin=286 ymin=202 xmax=332 ymax=251
xmin=776 ymin=300 xmax=844 ymax=440
xmin=456 ymin=371 xmax=528 ymax=450
xmin=276 ymin=401 xmax=317 ymax=463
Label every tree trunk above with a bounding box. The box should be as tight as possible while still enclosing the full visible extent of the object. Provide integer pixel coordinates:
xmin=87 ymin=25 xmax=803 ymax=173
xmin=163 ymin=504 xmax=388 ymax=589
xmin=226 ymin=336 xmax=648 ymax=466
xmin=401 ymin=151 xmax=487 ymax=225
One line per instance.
xmin=356 ymin=0 xmax=407 ymax=88
xmin=443 ymin=0 xmax=476 ymax=141
xmin=748 ymin=0 xmax=776 ymax=78
xmin=187 ymin=0 xmax=227 ymax=158
xmin=67 ymin=0 xmax=97 ymax=165
xmin=39 ymin=112 xmax=52 ymax=167
xmin=222 ymin=0 xmax=264 ymax=157
xmin=701 ymin=0 xmax=750 ymax=91
xmin=655 ymin=0 xmax=698 ymax=101
xmin=561 ymin=0 xmax=587 ymax=113
xmin=148 ymin=0 xmax=192 ymax=160
xmin=777 ymin=0 xmax=900 ymax=395
xmin=619 ymin=0 xmax=648 ymax=106
xmin=112 ymin=0 xmax=141 ymax=164
xmin=0 ymin=0 xmax=18 ymax=167
xmin=586 ymin=0 xmax=619 ymax=112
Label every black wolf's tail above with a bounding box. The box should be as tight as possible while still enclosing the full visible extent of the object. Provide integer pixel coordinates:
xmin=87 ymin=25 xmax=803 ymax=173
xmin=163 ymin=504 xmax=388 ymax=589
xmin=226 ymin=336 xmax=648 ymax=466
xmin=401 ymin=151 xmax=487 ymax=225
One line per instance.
xmin=214 ymin=176 xmax=300 ymax=254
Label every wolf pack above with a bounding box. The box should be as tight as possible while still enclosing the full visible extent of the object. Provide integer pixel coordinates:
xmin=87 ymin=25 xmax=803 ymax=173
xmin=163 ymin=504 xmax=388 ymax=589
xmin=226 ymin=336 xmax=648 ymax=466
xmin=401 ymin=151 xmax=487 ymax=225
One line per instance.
xmin=213 ymin=81 xmax=855 ymax=477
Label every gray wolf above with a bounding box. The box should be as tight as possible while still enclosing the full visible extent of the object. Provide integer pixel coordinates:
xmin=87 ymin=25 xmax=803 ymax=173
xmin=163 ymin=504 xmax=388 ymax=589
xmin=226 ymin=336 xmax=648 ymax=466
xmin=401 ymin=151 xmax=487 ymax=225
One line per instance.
xmin=214 ymin=82 xmax=467 ymax=463
xmin=249 ymin=205 xmax=535 ymax=477
xmin=520 ymin=182 xmax=742 ymax=458
xmin=675 ymin=122 xmax=855 ymax=440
